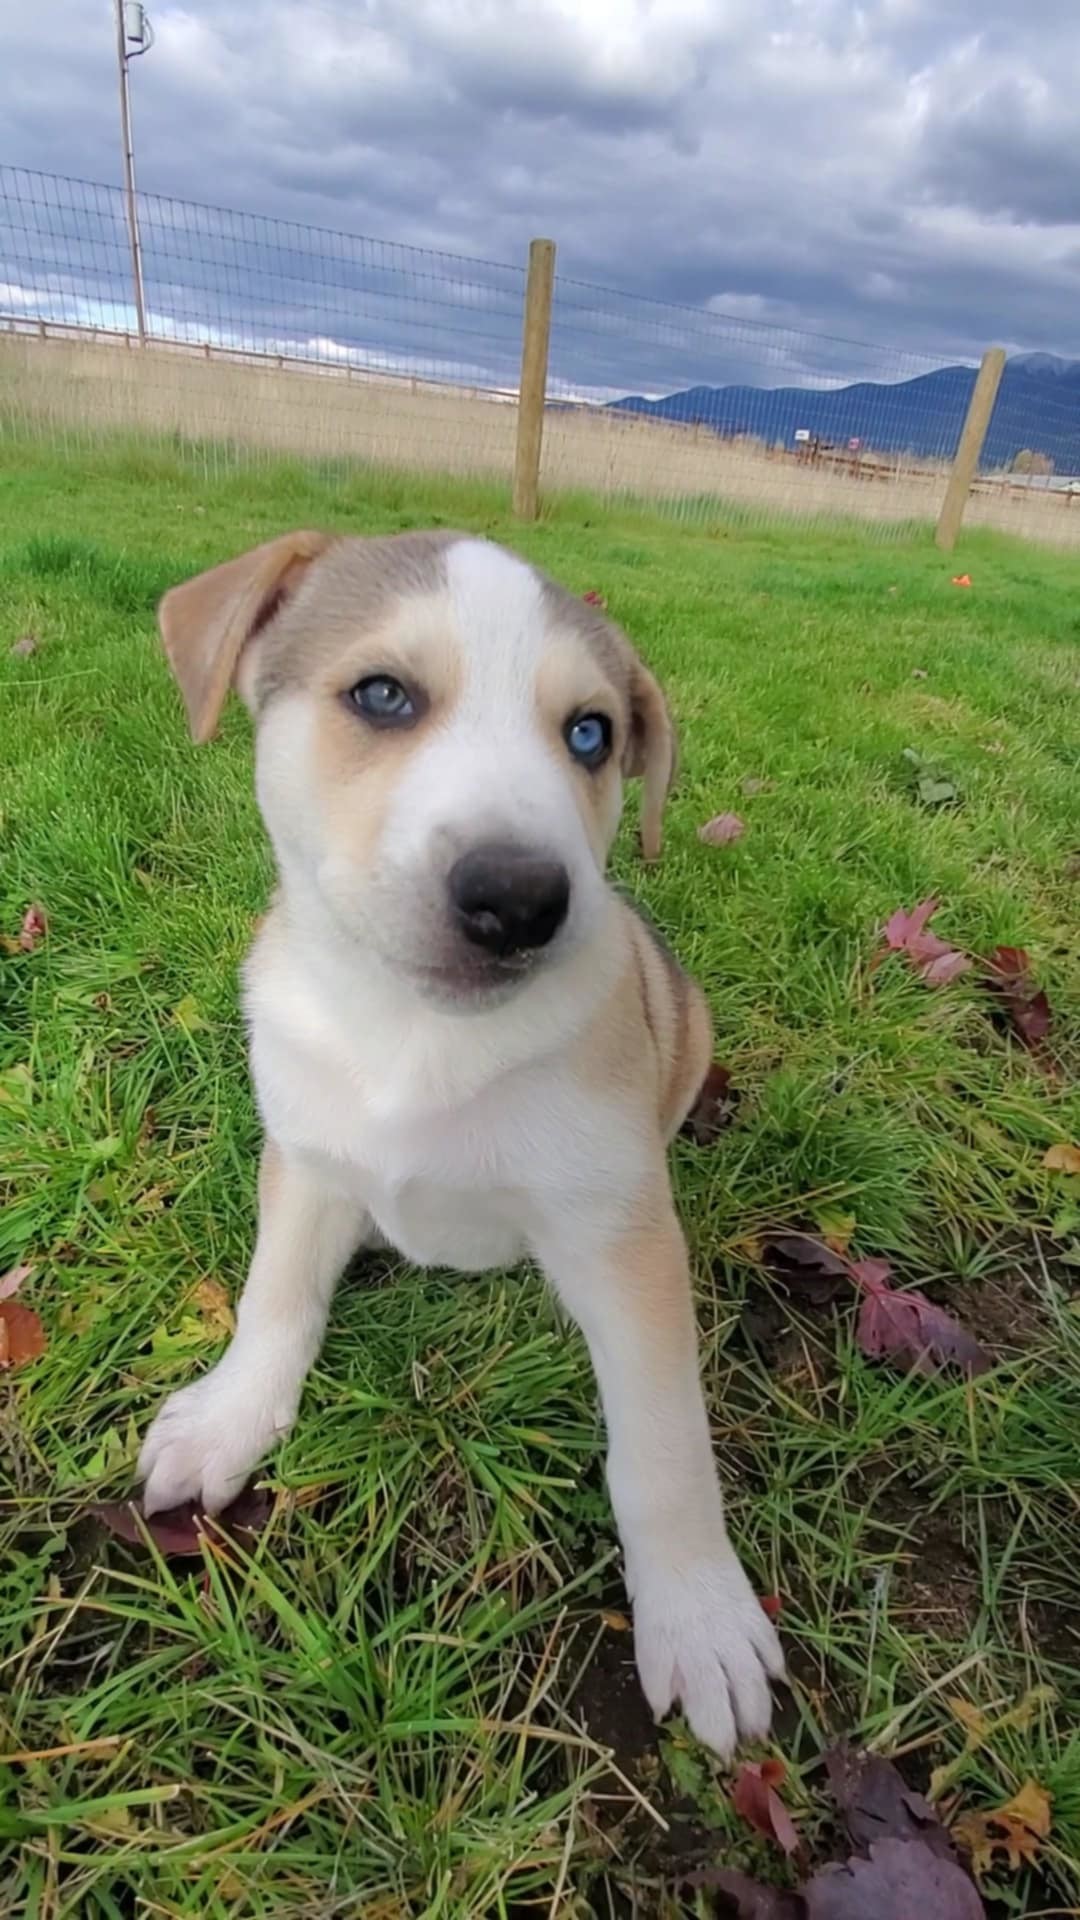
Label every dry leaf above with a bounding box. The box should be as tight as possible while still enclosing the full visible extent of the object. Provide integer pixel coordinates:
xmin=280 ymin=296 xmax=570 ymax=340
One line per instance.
xmin=10 ymin=633 xmax=39 ymax=658
xmin=189 ymin=1277 xmax=235 ymax=1338
xmin=600 ymin=1607 xmax=631 ymax=1632
xmin=732 ymin=1758 xmax=801 ymax=1857
xmin=1043 ymin=1143 xmax=1080 ymax=1175
xmin=698 ymin=811 xmax=746 ymax=846
xmin=0 ymin=1301 xmax=47 ymax=1369
xmin=0 ymin=1263 xmax=33 ymax=1302
xmin=932 ymin=1686 xmax=1057 ymax=1796
xmin=953 ymin=1779 xmax=1051 ymax=1878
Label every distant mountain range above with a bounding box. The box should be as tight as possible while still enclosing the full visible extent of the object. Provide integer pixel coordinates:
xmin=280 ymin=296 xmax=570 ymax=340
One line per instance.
xmin=607 ymin=352 xmax=1080 ymax=473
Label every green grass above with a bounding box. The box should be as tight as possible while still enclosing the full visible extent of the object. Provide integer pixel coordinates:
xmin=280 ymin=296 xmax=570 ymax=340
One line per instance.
xmin=2 ymin=436 xmax=1080 ymax=1917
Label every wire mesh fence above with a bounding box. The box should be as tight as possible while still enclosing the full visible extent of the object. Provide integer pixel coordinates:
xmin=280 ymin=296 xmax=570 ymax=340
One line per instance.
xmin=2 ymin=165 xmax=1079 ymax=546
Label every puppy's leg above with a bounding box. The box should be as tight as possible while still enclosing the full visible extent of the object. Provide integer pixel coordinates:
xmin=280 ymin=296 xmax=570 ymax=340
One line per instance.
xmin=535 ymin=1183 xmax=784 ymax=1760
xmin=138 ymin=1142 xmax=369 ymax=1515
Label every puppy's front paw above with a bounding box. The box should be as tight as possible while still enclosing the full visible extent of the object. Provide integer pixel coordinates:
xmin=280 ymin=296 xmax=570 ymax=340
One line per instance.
xmin=631 ymin=1550 xmax=785 ymax=1760
xmin=137 ymin=1359 xmax=295 ymax=1516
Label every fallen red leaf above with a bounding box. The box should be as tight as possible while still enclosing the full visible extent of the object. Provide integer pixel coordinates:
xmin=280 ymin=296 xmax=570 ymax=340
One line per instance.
xmin=733 ymin=1758 xmax=801 ymax=1857
xmin=581 ymin=589 xmax=607 ymax=608
xmin=759 ymin=1592 xmax=783 ymax=1621
xmin=980 ymin=947 xmax=1051 ymax=1054
xmin=762 ymin=1239 xmax=990 ymax=1376
xmin=699 ymin=811 xmax=746 ymax=846
xmin=951 ymin=574 xmax=973 ymax=588
xmin=680 ymin=1061 xmax=741 ymax=1144
xmin=851 ymin=1258 xmax=990 ymax=1377
xmin=18 ymin=904 xmax=48 ymax=952
xmin=0 ymin=1300 xmax=47 ymax=1368
xmin=878 ymin=898 xmax=970 ymax=987
xmin=94 ymin=1482 xmax=272 ymax=1557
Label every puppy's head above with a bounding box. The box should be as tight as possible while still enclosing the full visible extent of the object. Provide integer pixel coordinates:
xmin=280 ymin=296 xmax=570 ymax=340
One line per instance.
xmin=159 ymin=530 xmax=675 ymax=1005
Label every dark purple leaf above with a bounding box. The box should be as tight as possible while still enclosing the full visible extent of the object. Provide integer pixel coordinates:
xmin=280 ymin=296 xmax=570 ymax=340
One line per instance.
xmin=681 ymin=1062 xmax=741 ymax=1145
xmin=760 ymin=1234 xmax=852 ymax=1307
xmin=825 ymin=1745 xmax=954 ymax=1860
xmin=762 ymin=1235 xmax=851 ymax=1279
xmin=94 ymin=1481 xmax=272 ymax=1557
xmin=981 ymin=947 xmax=1051 ymax=1053
xmin=803 ymin=1839 xmax=984 ymax=1919
xmin=851 ymin=1261 xmax=990 ymax=1377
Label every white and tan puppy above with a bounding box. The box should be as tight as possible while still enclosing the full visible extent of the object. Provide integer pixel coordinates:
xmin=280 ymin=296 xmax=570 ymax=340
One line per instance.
xmin=138 ymin=529 xmax=784 ymax=1758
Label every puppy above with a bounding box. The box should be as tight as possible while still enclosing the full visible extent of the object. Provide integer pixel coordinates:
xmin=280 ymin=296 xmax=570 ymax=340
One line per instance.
xmin=138 ymin=529 xmax=784 ymax=1758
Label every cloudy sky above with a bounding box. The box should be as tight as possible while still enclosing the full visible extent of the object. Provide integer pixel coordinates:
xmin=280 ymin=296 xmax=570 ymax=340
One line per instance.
xmin=1 ymin=0 xmax=1078 ymax=396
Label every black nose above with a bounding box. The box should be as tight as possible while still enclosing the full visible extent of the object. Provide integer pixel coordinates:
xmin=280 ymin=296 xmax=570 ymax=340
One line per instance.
xmin=449 ymin=843 xmax=570 ymax=956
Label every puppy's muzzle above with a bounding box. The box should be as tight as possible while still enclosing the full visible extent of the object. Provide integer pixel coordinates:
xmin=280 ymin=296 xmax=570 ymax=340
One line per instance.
xmin=449 ymin=842 xmax=570 ymax=958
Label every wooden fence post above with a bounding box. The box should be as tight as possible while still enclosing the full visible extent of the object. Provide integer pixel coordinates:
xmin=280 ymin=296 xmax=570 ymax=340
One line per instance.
xmin=934 ymin=346 xmax=1006 ymax=551
xmin=512 ymin=238 xmax=556 ymax=520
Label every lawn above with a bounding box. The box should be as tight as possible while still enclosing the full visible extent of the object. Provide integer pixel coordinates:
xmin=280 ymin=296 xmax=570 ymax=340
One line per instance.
xmin=2 ymin=437 xmax=1080 ymax=1917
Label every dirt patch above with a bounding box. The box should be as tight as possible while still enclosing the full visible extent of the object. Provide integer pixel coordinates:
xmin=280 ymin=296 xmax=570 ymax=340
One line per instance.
xmin=866 ymin=1482 xmax=982 ymax=1642
xmin=567 ymin=1608 xmax=730 ymax=1880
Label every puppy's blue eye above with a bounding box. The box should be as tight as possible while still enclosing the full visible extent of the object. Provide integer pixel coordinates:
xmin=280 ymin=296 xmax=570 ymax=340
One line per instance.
xmin=566 ymin=712 xmax=612 ymax=767
xmin=351 ymin=675 xmax=415 ymax=724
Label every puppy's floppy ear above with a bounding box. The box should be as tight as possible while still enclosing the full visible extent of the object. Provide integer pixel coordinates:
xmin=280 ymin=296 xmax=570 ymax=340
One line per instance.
xmin=623 ymin=656 xmax=677 ymax=861
xmin=158 ymin=530 xmax=332 ymax=742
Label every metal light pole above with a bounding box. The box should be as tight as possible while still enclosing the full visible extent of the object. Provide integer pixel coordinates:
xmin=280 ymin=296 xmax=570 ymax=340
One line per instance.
xmin=114 ymin=0 xmax=153 ymax=343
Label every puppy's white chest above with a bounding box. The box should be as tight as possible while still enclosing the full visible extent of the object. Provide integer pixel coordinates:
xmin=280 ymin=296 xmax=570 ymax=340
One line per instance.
xmin=246 ymin=960 xmax=624 ymax=1272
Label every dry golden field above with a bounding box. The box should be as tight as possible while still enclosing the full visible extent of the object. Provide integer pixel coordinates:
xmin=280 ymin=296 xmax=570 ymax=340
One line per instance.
xmin=2 ymin=329 xmax=1077 ymax=546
